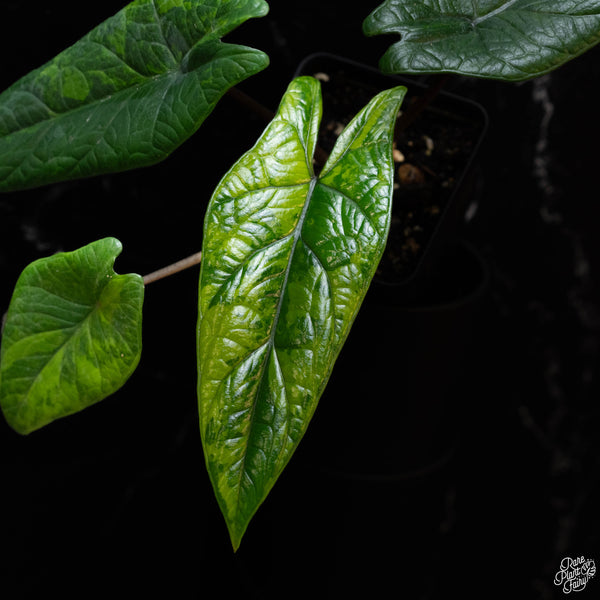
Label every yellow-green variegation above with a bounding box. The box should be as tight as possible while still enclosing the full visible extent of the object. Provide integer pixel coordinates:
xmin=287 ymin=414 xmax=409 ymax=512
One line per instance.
xmin=197 ymin=76 xmax=406 ymax=550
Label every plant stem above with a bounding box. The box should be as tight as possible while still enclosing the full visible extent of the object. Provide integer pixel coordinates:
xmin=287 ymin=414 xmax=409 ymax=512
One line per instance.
xmin=395 ymin=74 xmax=450 ymax=134
xmin=142 ymin=251 xmax=202 ymax=285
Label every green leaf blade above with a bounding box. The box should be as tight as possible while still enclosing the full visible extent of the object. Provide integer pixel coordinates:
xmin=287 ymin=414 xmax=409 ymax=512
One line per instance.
xmin=0 ymin=0 xmax=269 ymax=192
xmin=364 ymin=0 xmax=600 ymax=81
xmin=0 ymin=238 xmax=144 ymax=435
xmin=197 ymin=76 xmax=406 ymax=549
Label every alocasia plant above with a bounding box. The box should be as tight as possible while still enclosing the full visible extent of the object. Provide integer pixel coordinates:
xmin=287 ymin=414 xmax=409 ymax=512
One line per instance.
xmin=0 ymin=0 xmax=269 ymax=192
xmin=2 ymin=0 xmax=600 ymax=550
xmin=0 ymin=73 xmax=405 ymax=548
xmin=364 ymin=0 xmax=600 ymax=81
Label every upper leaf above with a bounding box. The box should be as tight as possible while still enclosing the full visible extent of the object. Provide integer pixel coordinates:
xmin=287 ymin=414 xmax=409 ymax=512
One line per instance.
xmin=197 ymin=76 xmax=406 ymax=550
xmin=0 ymin=0 xmax=269 ymax=192
xmin=0 ymin=237 xmax=144 ymax=434
xmin=364 ymin=0 xmax=600 ymax=81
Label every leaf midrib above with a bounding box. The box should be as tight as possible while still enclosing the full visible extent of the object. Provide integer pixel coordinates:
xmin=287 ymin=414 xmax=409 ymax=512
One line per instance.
xmin=472 ymin=0 xmax=520 ymax=25
xmin=226 ymin=116 xmax=390 ymax=523
xmin=231 ymin=177 xmax=319 ymax=525
xmin=471 ymin=0 xmax=600 ymax=26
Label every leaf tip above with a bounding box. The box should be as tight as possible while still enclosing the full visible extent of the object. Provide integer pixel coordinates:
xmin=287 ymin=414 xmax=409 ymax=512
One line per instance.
xmin=256 ymin=0 xmax=270 ymax=18
xmin=226 ymin=517 xmax=249 ymax=553
xmin=104 ymin=236 xmax=123 ymax=257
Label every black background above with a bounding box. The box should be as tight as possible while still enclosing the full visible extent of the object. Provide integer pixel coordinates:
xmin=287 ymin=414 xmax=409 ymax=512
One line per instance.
xmin=1 ymin=2 xmax=599 ymax=598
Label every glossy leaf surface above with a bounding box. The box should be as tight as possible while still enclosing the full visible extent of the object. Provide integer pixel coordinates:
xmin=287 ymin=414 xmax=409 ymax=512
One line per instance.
xmin=0 ymin=0 xmax=269 ymax=192
xmin=197 ymin=76 xmax=406 ymax=549
xmin=0 ymin=238 xmax=144 ymax=434
xmin=364 ymin=0 xmax=600 ymax=81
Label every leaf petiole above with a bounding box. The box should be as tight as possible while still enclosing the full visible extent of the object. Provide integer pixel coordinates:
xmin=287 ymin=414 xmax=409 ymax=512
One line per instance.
xmin=142 ymin=251 xmax=203 ymax=285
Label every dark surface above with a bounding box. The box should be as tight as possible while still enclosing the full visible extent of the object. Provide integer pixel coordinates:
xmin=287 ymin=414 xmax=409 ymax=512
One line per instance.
xmin=1 ymin=2 xmax=599 ymax=598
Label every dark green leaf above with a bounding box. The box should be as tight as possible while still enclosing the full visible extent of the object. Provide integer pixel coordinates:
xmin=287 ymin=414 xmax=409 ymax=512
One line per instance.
xmin=0 ymin=0 xmax=269 ymax=192
xmin=0 ymin=238 xmax=144 ymax=434
xmin=197 ymin=76 xmax=406 ymax=549
xmin=364 ymin=0 xmax=600 ymax=81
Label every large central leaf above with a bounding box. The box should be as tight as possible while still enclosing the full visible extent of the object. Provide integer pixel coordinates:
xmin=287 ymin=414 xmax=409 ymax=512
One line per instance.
xmin=197 ymin=76 xmax=406 ymax=549
xmin=0 ymin=0 xmax=269 ymax=192
xmin=364 ymin=0 xmax=600 ymax=81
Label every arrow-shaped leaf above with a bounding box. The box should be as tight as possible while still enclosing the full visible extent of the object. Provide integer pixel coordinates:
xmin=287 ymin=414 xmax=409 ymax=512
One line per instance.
xmin=0 ymin=0 xmax=269 ymax=192
xmin=364 ymin=0 xmax=600 ymax=81
xmin=197 ymin=76 xmax=406 ymax=549
xmin=0 ymin=237 xmax=144 ymax=435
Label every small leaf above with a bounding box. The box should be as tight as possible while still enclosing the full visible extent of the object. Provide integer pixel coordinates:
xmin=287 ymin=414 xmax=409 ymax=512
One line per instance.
xmin=364 ymin=0 xmax=600 ymax=81
xmin=0 ymin=0 xmax=269 ymax=192
xmin=197 ymin=76 xmax=406 ymax=549
xmin=0 ymin=238 xmax=144 ymax=435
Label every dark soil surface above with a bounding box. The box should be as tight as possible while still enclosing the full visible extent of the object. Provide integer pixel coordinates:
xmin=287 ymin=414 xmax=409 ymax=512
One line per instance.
xmin=1 ymin=2 xmax=599 ymax=599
